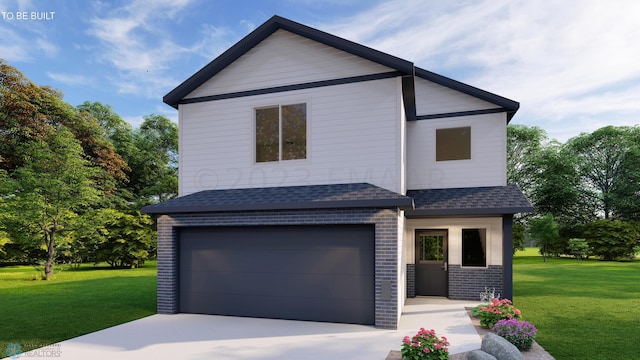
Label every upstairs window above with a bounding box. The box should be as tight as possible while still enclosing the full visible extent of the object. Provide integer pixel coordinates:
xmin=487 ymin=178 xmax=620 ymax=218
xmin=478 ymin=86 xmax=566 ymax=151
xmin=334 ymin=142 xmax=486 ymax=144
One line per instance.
xmin=436 ymin=126 xmax=471 ymax=161
xmin=255 ymin=103 xmax=307 ymax=162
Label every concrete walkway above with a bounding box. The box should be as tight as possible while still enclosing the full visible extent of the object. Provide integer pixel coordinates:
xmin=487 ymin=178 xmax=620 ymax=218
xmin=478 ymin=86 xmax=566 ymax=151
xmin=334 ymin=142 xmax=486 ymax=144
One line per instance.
xmin=6 ymin=298 xmax=482 ymax=360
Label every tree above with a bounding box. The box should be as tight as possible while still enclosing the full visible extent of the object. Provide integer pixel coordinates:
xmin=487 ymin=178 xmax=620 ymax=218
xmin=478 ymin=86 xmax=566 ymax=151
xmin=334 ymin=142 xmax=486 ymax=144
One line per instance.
xmin=5 ymin=127 xmax=101 ymax=279
xmin=583 ymin=219 xmax=639 ymax=260
xmin=132 ymin=114 xmax=178 ymax=203
xmin=1 ymin=60 xmax=128 ymax=183
xmin=567 ymin=238 xmax=590 ymax=263
xmin=530 ymin=142 xmax=586 ymax=226
xmin=527 ymin=214 xmax=559 ymax=261
xmin=62 ymin=209 xmax=155 ymax=268
xmin=610 ymin=129 xmax=640 ymax=221
xmin=507 ymin=124 xmax=547 ymax=194
xmin=566 ymin=126 xmax=640 ymax=220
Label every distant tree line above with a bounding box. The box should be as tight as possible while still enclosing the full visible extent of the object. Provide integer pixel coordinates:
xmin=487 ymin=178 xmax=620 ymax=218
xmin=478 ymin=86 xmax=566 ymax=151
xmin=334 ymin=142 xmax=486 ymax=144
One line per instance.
xmin=508 ymin=124 xmax=640 ymax=260
xmin=0 ymin=60 xmax=178 ymax=278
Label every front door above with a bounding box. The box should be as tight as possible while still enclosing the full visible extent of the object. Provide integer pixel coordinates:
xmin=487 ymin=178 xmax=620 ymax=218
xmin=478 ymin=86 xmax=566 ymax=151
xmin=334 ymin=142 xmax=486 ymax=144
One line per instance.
xmin=415 ymin=230 xmax=448 ymax=296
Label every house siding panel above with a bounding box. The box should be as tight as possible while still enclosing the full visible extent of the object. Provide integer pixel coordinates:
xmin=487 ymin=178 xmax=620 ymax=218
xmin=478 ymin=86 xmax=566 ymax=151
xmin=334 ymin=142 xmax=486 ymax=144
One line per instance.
xmin=406 ymin=113 xmax=507 ymax=189
xmin=179 ymin=77 xmax=401 ymax=195
xmin=185 ymin=30 xmax=394 ymax=99
xmin=414 ymin=77 xmax=498 ymax=115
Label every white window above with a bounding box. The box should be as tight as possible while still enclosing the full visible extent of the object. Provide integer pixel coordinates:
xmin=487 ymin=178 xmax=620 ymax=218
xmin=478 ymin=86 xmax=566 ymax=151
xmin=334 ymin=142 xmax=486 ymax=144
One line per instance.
xmin=255 ymin=103 xmax=307 ymax=162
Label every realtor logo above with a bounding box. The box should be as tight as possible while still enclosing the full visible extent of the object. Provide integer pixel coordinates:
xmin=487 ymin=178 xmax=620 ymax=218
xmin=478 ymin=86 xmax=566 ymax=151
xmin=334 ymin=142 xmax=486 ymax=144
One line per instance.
xmin=5 ymin=343 xmax=22 ymax=359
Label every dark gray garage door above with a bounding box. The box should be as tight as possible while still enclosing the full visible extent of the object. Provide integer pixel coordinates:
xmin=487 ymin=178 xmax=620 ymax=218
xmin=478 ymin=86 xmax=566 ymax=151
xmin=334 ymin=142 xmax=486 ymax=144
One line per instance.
xmin=178 ymin=225 xmax=375 ymax=325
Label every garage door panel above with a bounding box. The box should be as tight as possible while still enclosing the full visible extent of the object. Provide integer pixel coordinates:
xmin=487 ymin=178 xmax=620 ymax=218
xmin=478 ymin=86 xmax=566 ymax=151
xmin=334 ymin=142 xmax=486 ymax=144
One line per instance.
xmin=178 ymin=225 xmax=375 ymax=325
xmin=180 ymin=271 xmax=374 ymax=298
xmin=185 ymin=249 xmax=373 ymax=275
xmin=179 ymin=292 xmax=374 ymax=324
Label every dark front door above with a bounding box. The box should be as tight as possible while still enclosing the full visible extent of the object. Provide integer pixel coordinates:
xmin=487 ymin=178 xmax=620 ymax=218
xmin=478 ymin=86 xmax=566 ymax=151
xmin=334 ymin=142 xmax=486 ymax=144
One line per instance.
xmin=415 ymin=230 xmax=448 ymax=296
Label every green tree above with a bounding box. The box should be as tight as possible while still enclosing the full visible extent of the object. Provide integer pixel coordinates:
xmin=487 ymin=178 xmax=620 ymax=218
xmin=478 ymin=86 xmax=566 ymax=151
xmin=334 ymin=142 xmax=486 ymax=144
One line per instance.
xmin=530 ymin=142 xmax=586 ymax=225
xmin=61 ymin=208 xmax=155 ymax=268
xmin=567 ymin=238 xmax=590 ymax=263
xmin=1 ymin=60 xmax=128 ymax=182
xmin=507 ymin=124 xmax=547 ymax=194
xmin=583 ymin=219 xmax=639 ymax=260
xmin=5 ymin=127 xmax=101 ymax=279
xmin=133 ymin=114 xmax=178 ymax=203
xmin=528 ymin=214 xmax=559 ymax=262
xmin=566 ymin=126 xmax=640 ymax=220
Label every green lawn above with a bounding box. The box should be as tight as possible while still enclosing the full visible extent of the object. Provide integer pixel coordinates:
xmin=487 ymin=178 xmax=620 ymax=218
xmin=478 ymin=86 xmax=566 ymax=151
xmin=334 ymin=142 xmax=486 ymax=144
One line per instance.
xmin=0 ymin=262 xmax=156 ymax=352
xmin=513 ymin=248 xmax=640 ymax=360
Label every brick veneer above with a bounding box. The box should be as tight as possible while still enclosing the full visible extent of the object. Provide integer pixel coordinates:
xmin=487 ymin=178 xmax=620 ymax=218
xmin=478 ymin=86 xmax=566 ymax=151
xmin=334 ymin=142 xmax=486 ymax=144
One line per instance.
xmin=406 ymin=264 xmax=415 ymax=298
xmin=156 ymin=208 xmax=401 ymax=329
xmin=447 ymin=264 xmax=503 ymax=300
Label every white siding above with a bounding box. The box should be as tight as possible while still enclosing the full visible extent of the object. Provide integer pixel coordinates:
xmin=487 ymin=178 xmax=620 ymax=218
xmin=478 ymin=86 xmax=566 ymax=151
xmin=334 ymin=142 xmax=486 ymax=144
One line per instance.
xmin=179 ymin=77 xmax=402 ymax=195
xmin=405 ymin=217 xmax=503 ymax=266
xmin=185 ymin=29 xmax=394 ymax=99
xmin=406 ymin=113 xmax=507 ymax=189
xmin=414 ymin=77 xmax=497 ymax=115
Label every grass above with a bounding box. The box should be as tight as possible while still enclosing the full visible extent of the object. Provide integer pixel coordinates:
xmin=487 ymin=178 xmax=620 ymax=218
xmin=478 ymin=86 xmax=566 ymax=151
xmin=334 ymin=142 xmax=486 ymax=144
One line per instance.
xmin=0 ymin=261 xmax=156 ymax=352
xmin=513 ymin=248 xmax=640 ymax=360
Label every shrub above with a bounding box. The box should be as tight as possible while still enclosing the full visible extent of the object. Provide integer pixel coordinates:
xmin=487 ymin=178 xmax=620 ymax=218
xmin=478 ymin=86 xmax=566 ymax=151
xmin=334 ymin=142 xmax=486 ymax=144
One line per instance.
xmin=473 ymin=298 xmax=521 ymax=329
xmin=492 ymin=318 xmax=537 ymax=351
xmin=583 ymin=219 xmax=639 ymax=260
xmin=401 ymin=328 xmax=449 ymax=360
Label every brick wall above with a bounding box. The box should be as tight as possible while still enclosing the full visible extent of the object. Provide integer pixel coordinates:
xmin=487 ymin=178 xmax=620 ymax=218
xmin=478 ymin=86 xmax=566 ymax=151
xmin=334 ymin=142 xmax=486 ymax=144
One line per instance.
xmin=447 ymin=264 xmax=503 ymax=300
xmin=406 ymin=264 xmax=415 ymax=298
xmin=156 ymin=208 xmax=401 ymax=329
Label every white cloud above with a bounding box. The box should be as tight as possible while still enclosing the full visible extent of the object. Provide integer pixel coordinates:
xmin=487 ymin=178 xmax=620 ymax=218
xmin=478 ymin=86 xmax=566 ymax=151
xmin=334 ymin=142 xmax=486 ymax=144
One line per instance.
xmin=46 ymin=72 xmax=94 ymax=85
xmin=86 ymin=0 xmax=197 ymax=97
xmin=0 ymin=21 xmax=58 ymax=62
xmin=319 ymin=0 xmax=640 ymax=142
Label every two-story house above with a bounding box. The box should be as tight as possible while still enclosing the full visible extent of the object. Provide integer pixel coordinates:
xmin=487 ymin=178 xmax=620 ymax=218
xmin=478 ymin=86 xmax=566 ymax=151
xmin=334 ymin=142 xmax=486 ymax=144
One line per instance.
xmin=142 ymin=16 xmax=532 ymax=330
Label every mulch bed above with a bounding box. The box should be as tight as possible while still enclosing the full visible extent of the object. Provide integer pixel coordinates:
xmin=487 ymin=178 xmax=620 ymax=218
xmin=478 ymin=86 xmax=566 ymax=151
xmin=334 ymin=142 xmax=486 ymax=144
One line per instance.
xmin=386 ymin=309 xmax=554 ymax=360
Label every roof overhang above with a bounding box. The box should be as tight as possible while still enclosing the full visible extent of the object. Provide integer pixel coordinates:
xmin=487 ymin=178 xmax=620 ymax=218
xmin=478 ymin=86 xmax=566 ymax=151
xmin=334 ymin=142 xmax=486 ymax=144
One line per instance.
xmin=163 ymin=15 xmax=415 ymax=108
xmin=142 ymin=183 xmax=414 ymax=215
xmin=414 ymin=67 xmax=520 ymax=122
xmin=405 ymin=185 xmax=533 ymax=218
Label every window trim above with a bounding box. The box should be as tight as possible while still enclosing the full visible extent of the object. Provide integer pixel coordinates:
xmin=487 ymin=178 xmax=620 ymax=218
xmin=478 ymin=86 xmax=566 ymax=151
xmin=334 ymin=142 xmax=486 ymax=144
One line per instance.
xmin=254 ymin=101 xmax=309 ymax=164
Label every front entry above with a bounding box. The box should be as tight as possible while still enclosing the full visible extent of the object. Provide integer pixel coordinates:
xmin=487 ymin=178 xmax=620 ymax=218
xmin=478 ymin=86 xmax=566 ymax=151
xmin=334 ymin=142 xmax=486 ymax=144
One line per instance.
xmin=415 ymin=230 xmax=448 ymax=296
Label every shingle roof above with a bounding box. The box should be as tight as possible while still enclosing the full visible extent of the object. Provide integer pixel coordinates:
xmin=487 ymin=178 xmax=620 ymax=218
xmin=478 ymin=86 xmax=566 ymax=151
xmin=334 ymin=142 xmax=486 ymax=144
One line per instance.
xmin=141 ymin=183 xmax=414 ymax=214
xmin=405 ymin=185 xmax=533 ymax=217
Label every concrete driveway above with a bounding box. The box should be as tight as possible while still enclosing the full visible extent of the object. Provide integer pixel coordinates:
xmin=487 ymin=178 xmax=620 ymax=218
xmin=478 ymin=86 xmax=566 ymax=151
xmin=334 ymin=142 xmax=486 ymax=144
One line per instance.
xmin=6 ymin=298 xmax=482 ymax=360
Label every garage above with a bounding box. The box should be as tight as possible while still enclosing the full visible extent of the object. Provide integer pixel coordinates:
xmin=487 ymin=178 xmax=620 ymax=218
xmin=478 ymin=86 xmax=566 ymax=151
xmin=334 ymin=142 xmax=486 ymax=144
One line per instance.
xmin=178 ymin=224 xmax=375 ymax=325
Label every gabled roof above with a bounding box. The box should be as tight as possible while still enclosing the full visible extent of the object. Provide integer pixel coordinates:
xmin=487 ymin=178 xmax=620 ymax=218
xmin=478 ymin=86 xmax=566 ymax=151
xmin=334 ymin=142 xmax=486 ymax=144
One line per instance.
xmin=405 ymin=185 xmax=533 ymax=217
xmin=141 ymin=183 xmax=414 ymax=214
xmin=163 ymin=16 xmax=519 ymax=121
xmin=163 ymin=15 xmax=414 ymax=108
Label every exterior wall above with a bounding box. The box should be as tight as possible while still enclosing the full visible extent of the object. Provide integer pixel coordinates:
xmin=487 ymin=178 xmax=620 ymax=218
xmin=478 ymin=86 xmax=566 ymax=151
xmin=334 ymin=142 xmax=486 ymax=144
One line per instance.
xmin=406 ymin=113 xmax=507 ymax=189
xmin=185 ymin=29 xmax=393 ymax=99
xmin=448 ymin=265 xmax=503 ymax=300
xmin=404 ymin=217 xmax=504 ymax=300
xmin=179 ymin=77 xmax=402 ymax=195
xmin=414 ymin=77 xmax=498 ymax=115
xmin=406 ymin=264 xmax=416 ymax=298
xmin=156 ymin=208 xmax=402 ymax=329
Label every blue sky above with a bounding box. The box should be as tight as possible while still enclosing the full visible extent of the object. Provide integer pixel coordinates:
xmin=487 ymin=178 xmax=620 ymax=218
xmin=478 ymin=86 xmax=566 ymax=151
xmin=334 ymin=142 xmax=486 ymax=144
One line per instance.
xmin=1 ymin=0 xmax=638 ymax=142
